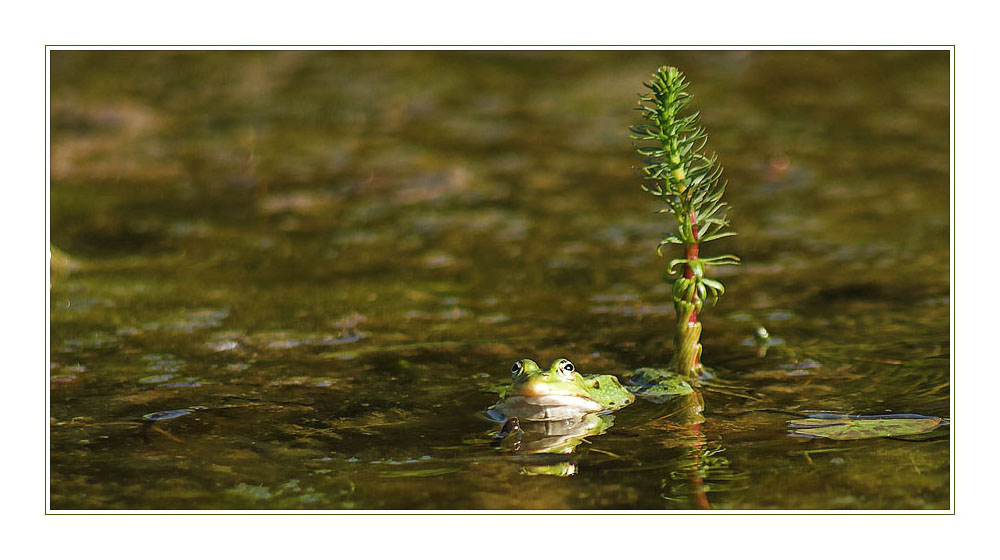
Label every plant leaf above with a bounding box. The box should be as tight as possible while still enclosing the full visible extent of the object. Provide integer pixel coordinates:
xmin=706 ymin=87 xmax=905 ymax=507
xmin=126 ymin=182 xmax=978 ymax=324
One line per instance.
xmin=787 ymin=414 xmax=945 ymax=440
xmin=699 ymin=231 xmax=738 ymax=243
xmin=666 ymin=258 xmax=689 ymax=274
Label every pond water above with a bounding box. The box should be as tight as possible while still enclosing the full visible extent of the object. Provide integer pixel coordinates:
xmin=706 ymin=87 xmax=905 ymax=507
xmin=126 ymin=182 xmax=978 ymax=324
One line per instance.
xmin=49 ymin=50 xmax=951 ymax=510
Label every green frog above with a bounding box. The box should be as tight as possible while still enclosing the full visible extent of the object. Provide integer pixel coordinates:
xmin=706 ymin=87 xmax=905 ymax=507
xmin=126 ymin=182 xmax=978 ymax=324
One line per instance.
xmin=488 ymin=358 xmax=634 ymax=421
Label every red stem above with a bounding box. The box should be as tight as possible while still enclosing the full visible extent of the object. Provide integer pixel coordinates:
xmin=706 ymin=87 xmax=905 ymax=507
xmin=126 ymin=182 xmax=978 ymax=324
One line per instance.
xmin=683 ymin=211 xmax=700 ymax=367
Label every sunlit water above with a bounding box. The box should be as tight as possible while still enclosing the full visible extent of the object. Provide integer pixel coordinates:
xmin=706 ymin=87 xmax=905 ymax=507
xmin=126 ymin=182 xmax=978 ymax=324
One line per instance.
xmin=49 ymin=50 xmax=950 ymax=509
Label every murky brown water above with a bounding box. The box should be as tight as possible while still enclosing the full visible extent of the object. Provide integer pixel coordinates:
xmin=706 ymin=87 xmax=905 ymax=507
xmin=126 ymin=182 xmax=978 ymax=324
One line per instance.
xmin=49 ymin=50 xmax=950 ymax=509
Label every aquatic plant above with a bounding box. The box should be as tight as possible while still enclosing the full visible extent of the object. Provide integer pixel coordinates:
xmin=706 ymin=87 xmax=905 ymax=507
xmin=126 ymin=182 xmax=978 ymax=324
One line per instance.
xmin=631 ymin=66 xmax=740 ymax=380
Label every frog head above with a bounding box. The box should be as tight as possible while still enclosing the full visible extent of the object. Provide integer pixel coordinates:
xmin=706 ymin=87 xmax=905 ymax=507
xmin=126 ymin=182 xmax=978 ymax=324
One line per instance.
xmin=491 ymin=358 xmax=634 ymax=421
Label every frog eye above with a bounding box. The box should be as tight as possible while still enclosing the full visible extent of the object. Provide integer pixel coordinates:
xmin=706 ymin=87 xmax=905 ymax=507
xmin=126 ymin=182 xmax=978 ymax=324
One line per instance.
xmin=511 ymin=360 xmax=524 ymax=375
xmin=557 ymin=359 xmax=575 ymax=378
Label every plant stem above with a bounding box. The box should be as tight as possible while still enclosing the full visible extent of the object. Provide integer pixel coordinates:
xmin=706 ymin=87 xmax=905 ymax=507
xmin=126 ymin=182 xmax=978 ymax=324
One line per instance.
xmin=631 ymin=66 xmax=738 ymax=382
xmin=673 ymin=214 xmax=704 ymax=378
xmin=685 ymin=213 xmax=700 ymax=324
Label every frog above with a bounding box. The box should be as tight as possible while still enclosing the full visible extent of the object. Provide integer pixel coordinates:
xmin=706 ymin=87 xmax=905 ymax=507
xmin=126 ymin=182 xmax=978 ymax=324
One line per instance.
xmin=488 ymin=358 xmax=634 ymax=421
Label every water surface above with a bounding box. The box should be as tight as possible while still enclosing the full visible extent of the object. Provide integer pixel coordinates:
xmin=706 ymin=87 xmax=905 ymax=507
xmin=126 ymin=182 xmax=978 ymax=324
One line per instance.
xmin=49 ymin=50 xmax=950 ymax=509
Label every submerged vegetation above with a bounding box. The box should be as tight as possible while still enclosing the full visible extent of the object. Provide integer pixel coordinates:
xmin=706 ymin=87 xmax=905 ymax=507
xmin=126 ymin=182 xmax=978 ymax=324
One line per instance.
xmin=631 ymin=66 xmax=740 ymax=380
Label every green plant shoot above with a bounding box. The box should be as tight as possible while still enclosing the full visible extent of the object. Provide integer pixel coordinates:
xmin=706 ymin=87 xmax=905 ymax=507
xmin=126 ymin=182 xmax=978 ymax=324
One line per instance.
xmin=631 ymin=66 xmax=740 ymax=380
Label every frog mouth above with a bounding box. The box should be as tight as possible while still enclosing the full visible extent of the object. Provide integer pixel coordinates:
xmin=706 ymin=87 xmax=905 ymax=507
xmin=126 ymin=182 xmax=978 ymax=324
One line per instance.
xmin=499 ymin=395 xmax=604 ymax=421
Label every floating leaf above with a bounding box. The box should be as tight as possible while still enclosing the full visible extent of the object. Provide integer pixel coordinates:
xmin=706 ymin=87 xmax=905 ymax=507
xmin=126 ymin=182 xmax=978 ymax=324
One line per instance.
xmin=141 ymin=409 xmax=194 ymax=422
xmin=787 ymin=414 xmax=945 ymax=440
xmin=141 ymin=405 xmax=207 ymax=422
xmin=624 ymin=368 xmax=694 ymax=403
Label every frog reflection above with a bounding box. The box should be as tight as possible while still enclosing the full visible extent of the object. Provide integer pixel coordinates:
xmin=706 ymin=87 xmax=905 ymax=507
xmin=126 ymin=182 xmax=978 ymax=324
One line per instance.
xmin=492 ymin=413 xmax=616 ymax=477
